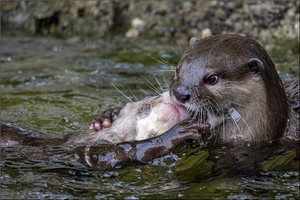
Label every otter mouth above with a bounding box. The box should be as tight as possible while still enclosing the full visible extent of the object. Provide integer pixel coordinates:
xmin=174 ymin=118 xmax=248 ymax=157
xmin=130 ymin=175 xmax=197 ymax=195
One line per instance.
xmin=171 ymin=103 xmax=189 ymax=121
xmin=179 ymin=103 xmax=222 ymax=130
xmin=162 ymin=102 xmax=188 ymax=122
xmin=159 ymin=91 xmax=189 ymax=122
xmin=160 ymin=91 xmax=221 ymax=128
xmin=190 ymin=109 xmax=208 ymax=123
xmin=169 ymin=92 xmax=213 ymax=126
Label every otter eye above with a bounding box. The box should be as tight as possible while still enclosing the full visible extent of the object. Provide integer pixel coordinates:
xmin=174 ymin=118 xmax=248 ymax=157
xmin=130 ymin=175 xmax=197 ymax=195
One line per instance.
xmin=138 ymin=104 xmax=151 ymax=119
xmin=205 ymin=75 xmax=219 ymax=85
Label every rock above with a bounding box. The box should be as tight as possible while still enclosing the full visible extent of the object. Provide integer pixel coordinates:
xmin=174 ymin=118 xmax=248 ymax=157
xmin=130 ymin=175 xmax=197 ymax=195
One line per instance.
xmin=125 ymin=17 xmax=145 ymax=39
xmin=0 ymin=0 xmax=299 ymax=45
xmin=131 ymin=18 xmax=145 ymax=31
xmin=199 ymin=28 xmax=212 ymax=39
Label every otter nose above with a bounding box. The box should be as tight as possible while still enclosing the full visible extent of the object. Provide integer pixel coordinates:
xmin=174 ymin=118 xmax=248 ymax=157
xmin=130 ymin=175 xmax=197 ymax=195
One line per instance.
xmin=173 ymin=86 xmax=191 ymax=103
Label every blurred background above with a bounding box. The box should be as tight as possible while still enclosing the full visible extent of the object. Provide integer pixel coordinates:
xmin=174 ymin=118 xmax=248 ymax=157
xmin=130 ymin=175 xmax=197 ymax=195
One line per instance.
xmin=1 ymin=0 xmax=299 ymax=44
xmin=1 ymin=0 xmax=299 ymax=73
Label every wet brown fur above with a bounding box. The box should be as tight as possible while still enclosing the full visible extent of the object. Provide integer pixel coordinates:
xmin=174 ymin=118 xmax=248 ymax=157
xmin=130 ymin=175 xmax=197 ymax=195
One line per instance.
xmin=170 ymin=34 xmax=298 ymax=144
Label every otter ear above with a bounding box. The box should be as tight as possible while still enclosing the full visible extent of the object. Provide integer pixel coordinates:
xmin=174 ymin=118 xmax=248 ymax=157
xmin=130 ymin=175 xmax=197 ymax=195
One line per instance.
xmin=248 ymin=58 xmax=264 ymax=76
xmin=189 ymin=37 xmax=199 ymax=48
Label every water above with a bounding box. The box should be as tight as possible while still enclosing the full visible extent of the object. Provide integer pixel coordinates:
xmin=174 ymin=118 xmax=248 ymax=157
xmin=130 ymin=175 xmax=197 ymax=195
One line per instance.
xmin=1 ymin=36 xmax=299 ymax=199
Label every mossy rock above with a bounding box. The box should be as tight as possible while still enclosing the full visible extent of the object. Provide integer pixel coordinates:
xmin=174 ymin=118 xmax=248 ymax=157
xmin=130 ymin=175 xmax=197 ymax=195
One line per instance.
xmin=183 ymin=178 xmax=241 ymax=199
xmin=261 ymin=150 xmax=299 ymax=171
xmin=175 ymin=150 xmax=213 ymax=181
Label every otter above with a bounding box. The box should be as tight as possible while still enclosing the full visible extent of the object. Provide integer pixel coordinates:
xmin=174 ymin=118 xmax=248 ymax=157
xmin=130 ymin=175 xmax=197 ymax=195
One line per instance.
xmin=86 ymin=34 xmax=299 ymax=169
xmin=2 ymin=35 xmax=298 ymax=170
xmin=93 ymin=35 xmax=299 ymax=144
xmin=1 ymin=91 xmax=207 ymax=169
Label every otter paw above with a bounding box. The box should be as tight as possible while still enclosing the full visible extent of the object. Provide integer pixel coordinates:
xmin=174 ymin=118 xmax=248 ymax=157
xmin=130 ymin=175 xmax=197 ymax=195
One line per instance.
xmin=74 ymin=144 xmax=129 ymax=169
xmin=89 ymin=107 xmax=122 ymax=131
xmin=169 ymin=118 xmax=210 ymax=141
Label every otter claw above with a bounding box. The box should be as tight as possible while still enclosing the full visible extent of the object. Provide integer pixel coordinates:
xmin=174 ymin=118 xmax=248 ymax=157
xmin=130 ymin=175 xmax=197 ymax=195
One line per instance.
xmin=176 ymin=118 xmax=210 ymax=137
xmin=89 ymin=107 xmax=122 ymax=131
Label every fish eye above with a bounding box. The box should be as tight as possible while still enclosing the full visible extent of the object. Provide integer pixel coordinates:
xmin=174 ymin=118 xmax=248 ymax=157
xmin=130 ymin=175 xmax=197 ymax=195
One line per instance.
xmin=205 ymin=75 xmax=219 ymax=85
xmin=138 ymin=104 xmax=151 ymax=118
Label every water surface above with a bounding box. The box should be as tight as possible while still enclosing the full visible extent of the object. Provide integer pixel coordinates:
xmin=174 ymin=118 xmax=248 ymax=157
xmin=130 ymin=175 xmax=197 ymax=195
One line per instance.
xmin=0 ymin=36 xmax=299 ymax=199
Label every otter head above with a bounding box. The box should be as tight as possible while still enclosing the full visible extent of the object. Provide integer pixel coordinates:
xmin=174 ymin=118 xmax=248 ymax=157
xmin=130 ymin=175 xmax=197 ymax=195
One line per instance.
xmin=170 ymin=35 xmax=289 ymax=143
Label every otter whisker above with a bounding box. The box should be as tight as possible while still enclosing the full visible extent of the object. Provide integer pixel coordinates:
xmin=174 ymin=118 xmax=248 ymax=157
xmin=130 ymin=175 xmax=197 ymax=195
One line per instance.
xmin=221 ymin=108 xmax=226 ymax=142
xmin=198 ymin=107 xmax=203 ymax=125
xmin=201 ymin=107 xmax=205 ymax=124
xmin=153 ymin=75 xmax=165 ymax=93
xmin=206 ymin=98 xmax=223 ymax=117
xmin=154 ymin=70 xmax=174 ymax=90
xmin=187 ymin=104 xmax=195 ymax=118
xmin=187 ymin=105 xmax=193 ymax=118
xmin=146 ymin=83 xmax=161 ymax=95
xmin=150 ymin=56 xmax=174 ymax=68
xmin=139 ymin=94 xmax=143 ymax=100
xmin=177 ymin=41 xmax=184 ymax=56
xmin=161 ymin=73 xmax=170 ymax=92
xmin=123 ymin=81 xmax=139 ymax=102
xmin=195 ymin=106 xmax=201 ymax=124
xmin=201 ymin=106 xmax=208 ymax=124
xmin=112 ymin=83 xmax=133 ymax=103
xmin=196 ymin=107 xmax=201 ymax=124
xmin=188 ymin=103 xmax=198 ymax=119
xmin=227 ymin=100 xmax=253 ymax=110
xmin=205 ymin=105 xmax=215 ymax=140
xmin=228 ymin=107 xmax=255 ymax=141
xmin=230 ymin=117 xmax=243 ymax=142
xmin=155 ymin=69 xmax=176 ymax=72
xmin=226 ymin=117 xmax=236 ymax=141
xmin=206 ymin=104 xmax=218 ymax=141
xmin=210 ymin=104 xmax=222 ymax=117
xmin=206 ymin=98 xmax=226 ymax=141
xmin=156 ymin=69 xmax=176 ymax=73
xmin=239 ymin=116 xmax=255 ymax=140
xmin=206 ymin=99 xmax=235 ymax=142
xmin=206 ymin=96 xmax=223 ymax=111
xmin=140 ymin=89 xmax=151 ymax=96
xmin=140 ymin=74 xmax=161 ymax=95
xmin=194 ymin=103 xmax=202 ymax=120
